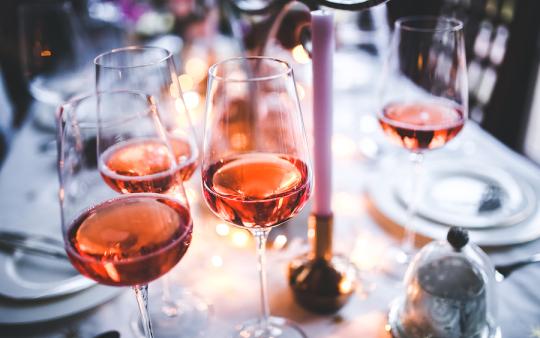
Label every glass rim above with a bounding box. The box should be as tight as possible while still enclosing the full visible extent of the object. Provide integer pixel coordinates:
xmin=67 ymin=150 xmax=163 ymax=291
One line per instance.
xmin=208 ymin=56 xmax=293 ymax=82
xmin=57 ymin=90 xmax=153 ymax=128
xmin=395 ymin=16 xmax=463 ymax=33
xmin=94 ymin=45 xmax=173 ymax=69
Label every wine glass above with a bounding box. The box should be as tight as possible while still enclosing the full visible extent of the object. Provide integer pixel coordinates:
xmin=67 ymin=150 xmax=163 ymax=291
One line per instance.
xmin=377 ymin=16 xmax=468 ymax=265
xmin=202 ymin=56 xmax=312 ymax=338
xmin=57 ymin=91 xmax=193 ymax=338
xmin=19 ymin=0 xmax=94 ymax=130
xmin=94 ymin=46 xmax=198 ymax=179
xmin=94 ymin=46 xmax=206 ymax=337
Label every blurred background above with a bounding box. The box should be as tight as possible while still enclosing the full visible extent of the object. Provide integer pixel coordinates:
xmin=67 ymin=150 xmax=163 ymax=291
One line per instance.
xmin=0 ymin=0 xmax=539 ymax=167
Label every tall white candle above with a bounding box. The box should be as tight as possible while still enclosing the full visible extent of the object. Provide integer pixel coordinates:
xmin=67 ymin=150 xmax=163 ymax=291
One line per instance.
xmin=311 ymin=10 xmax=333 ymax=216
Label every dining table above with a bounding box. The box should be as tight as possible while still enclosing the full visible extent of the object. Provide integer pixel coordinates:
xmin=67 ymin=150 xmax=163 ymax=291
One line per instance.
xmin=0 ymin=49 xmax=539 ymax=338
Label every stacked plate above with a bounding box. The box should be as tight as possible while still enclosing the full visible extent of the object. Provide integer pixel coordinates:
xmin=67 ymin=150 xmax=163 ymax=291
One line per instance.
xmin=0 ymin=230 xmax=120 ymax=325
xmin=367 ymin=160 xmax=540 ymax=247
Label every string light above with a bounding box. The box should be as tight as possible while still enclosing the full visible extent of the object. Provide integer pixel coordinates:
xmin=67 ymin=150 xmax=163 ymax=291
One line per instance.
xmin=232 ymin=231 xmax=249 ymax=247
xmin=183 ymin=91 xmax=200 ymax=110
xmin=292 ymin=44 xmax=310 ymax=64
xmin=211 ymin=255 xmax=223 ymax=267
xmin=178 ymin=74 xmax=194 ymax=91
xmin=339 ymin=277 xmax=353 ymax=294
xmin=332 ymin=134 xmax=357 ymax=159
xmin=215 ymin=223 xmax=230 ymax=237
xmin=273 ymin=234 xmax=288 ymax=250
xmin=349 ymin=233 xmax=387 ymax=271
xmin=185 ymin=57 xmax=208 ymax=84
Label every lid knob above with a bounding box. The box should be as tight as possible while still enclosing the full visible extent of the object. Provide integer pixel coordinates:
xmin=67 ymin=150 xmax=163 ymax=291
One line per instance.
xmin=447 ymin=226 xmax=469 ymax=250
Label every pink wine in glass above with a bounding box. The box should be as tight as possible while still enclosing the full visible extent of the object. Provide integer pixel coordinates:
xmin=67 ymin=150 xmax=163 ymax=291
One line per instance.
xmin=202 ymin=153 xmax=311 ymax=229
xmin=65 ymin=194 xmax=192 ymax=286
xmin=99 ymin=137 xmax=197 ymax=194
xmin=378 ymin=102 xmax=465 ymax=151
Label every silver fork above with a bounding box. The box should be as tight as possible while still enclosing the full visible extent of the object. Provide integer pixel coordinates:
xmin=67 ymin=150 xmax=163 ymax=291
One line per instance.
xmin=495 ymin=253 xmax=540 ymax=282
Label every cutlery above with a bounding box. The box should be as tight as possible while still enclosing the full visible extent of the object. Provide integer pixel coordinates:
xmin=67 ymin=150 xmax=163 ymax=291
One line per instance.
xmin=0 ymin=230 xmax=96 ymax=300
xmin=0 ymin=230 xmax=67 ymax=260
xmin=495 ymin=253 xmax=540 ymax=282
xmin=93 ymin=330 xmax=120 ymax=338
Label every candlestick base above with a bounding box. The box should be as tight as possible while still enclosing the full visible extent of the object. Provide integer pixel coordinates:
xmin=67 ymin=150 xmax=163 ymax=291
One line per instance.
xmin=288 ymin=254 xmax=357 ymax=314
xmin=288 ymin=213 xmax=357 ymax=313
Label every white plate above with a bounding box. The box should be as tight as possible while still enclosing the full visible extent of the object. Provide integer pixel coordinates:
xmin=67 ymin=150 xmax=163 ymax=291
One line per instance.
xmin=366 ymin=163 xmax=540 ymax=247
xmin=0 ymin=283 xmax=122 ymax=325
xmin=0 ymin=250 xmax=122 ymax=325
xmin=394 ymin=163 xmax=536 ymax=229
xmin=0 ymin=249 xmax=95 ymax=301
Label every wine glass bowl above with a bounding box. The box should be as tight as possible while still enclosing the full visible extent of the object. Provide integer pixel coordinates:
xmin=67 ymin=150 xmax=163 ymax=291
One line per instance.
xmin=64 ymin=193 xmax=193 ymax=287
xmin=95 ymin=46 xmax=199 ymax=181
xmin=96 ymin=95 xmax=184 ymax=196
xmin=377 ymin=16 xmax=468 ymax=264
xmin=202 ymin=56 xmax=312 ymax=338
xmin=202 ymin=153 xmax=311 ymax=229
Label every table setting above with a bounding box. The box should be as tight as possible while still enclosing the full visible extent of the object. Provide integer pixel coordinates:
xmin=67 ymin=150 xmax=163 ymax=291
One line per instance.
xmin=1 ymin=0 xmax=540 ymax=337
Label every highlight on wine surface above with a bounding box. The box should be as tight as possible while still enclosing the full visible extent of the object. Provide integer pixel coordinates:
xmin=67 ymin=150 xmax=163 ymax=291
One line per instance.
xmin=66 ymin=194 xmax=192 ymax=286
xmin=203 ymin=153 xmax=311 ymax=228
xmin=202 ymin=56 xmax=313 ymax=337
xmin=378 ymin=101 xmax=465 ymax=151
xmin=99 ymin=136 xmax=196 ymax=194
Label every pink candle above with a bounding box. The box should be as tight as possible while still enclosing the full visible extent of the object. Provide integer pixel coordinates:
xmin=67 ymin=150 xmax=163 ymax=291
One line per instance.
xmin=311 ymin=10 xmax=334 ymax=216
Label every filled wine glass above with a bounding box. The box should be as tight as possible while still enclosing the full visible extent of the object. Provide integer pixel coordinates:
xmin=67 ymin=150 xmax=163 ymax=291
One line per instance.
xmin=95 ymin=46 xmax=198 ymax=180
xmin=202 ymin=57 xmax=312 ymax=338
xmin=94 ymin=46 xmax=206 ymax=337
xmin=57 ymin=91 xmax=193 ymax=338
xmin=377 ymin=16 xmax=468 ymax=264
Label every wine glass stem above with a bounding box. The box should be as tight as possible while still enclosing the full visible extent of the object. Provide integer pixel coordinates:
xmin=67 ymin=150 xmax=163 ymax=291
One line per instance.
xmin=401 ymin=152 xmax=424 ymax=260
xmin=133 ymin=284 xmax=155 ymax=338
xmin=251 ymin=228 xmax=271 ymax=330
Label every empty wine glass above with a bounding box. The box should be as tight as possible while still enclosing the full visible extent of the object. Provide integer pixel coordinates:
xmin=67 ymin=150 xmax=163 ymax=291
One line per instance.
xmin=377 ymin=16 xmax=468 ymax=265
xmin=19 ymin=0 xmax=94 ymax=129
xmin=57 ymin=91 xmax=193 ymax=338
xmin=202 ymin=56 xmax=312 ymax=338
xmin=94 ymin=46 xmax=206 ymax=337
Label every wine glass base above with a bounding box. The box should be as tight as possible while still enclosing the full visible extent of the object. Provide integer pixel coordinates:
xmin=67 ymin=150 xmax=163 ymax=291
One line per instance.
xmin=234 ymin=316 xmax=307 ymax=338
xmin=131 ymin=289 xmax=211 ymax=338
xmin=379 ymin=246 xmax=416 ymax=281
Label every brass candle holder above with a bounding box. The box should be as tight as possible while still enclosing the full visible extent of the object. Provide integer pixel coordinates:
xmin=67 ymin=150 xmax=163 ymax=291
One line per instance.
xmin=288 ymin=213 xmax=358 ymax=314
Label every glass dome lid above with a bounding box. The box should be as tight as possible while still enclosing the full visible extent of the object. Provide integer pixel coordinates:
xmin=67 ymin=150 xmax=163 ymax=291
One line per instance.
xmin=388 ymin=227 xmax=501 ymax=338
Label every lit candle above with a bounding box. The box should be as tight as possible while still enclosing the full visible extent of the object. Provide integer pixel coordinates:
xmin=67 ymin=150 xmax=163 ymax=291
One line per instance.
xmin=311 ymin=10 xmax=334 ymax=216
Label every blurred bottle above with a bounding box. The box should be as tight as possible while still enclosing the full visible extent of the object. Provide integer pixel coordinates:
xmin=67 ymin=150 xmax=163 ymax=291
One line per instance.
xmin=19 ymin=1 xmax=96 ymax=130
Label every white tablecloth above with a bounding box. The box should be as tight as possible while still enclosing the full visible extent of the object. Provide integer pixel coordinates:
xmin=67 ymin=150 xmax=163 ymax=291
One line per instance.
xmin=1 ymin=82 xmax=540 ymax=338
